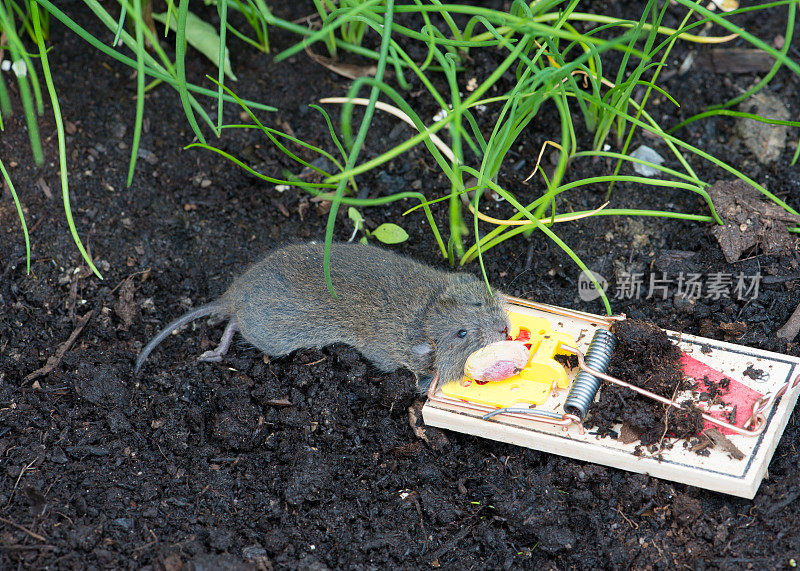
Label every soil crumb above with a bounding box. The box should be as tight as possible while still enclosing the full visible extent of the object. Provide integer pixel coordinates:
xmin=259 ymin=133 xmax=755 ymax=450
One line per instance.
xmin=554 ymin=353 xmax=579 ymax=370
xmin=743 ymin=364 xmax=765 ymax=380
xmin=586 ymin=319 xmax=703 ymax=445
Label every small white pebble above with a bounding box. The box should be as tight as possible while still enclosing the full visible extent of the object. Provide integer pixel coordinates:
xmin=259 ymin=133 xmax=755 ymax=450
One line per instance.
xmin=275 ymin=184 xmax=291 ymax=192
xmin=1 ymin=60 xmax=10 ymax=71
xmin=630 ymin=144 xmax=665 ymax=177
xmin=11 ymin=60 xmax=27 ymax=78
xmin=432 ymin=109 xmax=447 ymax=122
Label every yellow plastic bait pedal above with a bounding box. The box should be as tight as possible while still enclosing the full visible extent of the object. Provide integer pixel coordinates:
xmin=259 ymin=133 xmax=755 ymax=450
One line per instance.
xmin=441 ymin=311 xmax=578 ymax=407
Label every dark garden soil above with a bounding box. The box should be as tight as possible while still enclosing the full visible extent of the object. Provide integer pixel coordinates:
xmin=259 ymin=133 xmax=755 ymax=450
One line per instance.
xmin=589 ymin=319 xmax=705 ymax=447
xmin=2 ymin=2 xmax=800 ymax=569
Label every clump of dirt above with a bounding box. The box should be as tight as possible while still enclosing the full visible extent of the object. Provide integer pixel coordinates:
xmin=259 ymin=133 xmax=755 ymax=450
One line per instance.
xmin=697 ymin=375 xmax=730 ymax=406
xmin=586 ymin=319 xmax=703 ymax=446
xmin=554 ymin=352 xmax=578 ymax=370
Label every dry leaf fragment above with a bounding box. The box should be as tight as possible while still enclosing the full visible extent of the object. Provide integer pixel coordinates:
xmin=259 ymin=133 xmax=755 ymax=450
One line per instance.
xmin=695 ymin=49 xmax=776 ymax=74
xmin=114 ymin=276 xmax=138 ymax=331
xmin=704 ymin=427 xmax=745 ymax=460
xmin=408 ymin=401 xmax=449 ymax=450
xmin=620 ymin=424 xmax=642 ymax=445
xmin=304 ymin=46 xmax=377 ymax=80
xmin=37 ymin=177 xmax=52 ymax=200
xmin=709 ymin=179 xmax=800 ymax=262
xmin=719 ymin=321 xmax=747 ymax=340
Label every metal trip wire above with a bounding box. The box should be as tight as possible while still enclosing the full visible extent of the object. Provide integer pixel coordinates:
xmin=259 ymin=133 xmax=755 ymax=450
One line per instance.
xmin=564 ymin=329 xmax=616 ymax=419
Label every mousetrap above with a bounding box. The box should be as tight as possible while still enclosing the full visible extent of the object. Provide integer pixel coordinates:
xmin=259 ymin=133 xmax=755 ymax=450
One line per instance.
xmin=422 ymin=296 xmax=800 ymax=498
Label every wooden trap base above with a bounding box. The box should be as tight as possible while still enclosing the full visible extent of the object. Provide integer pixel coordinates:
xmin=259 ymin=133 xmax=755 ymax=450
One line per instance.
xmin=422 ymin=299 xmax=800 ymax=499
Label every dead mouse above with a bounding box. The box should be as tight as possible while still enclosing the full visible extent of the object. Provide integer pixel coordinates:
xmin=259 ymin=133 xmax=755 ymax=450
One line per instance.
xmin=135 ymin=241 xmax=510 ymax=386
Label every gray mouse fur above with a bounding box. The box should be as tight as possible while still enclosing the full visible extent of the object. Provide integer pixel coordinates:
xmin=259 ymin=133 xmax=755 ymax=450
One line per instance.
xmin=135 ymin=242 xmax=510 ymax=386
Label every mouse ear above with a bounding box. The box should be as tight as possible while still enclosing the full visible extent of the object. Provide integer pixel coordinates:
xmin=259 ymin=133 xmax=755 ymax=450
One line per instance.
xmin=410 ymin=341 xmax=435 ymax=373
xmin=411 ymin=342 xmax=433 ymax=358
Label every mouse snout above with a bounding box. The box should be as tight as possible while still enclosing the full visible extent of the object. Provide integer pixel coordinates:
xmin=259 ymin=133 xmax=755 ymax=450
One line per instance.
xmin=485 ymin=325 xmax=508 ymax=345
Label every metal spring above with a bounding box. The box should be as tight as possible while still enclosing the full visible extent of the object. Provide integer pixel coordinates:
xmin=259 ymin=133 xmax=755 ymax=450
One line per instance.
xmin=563 ymin=329 xmax=616 ymax=420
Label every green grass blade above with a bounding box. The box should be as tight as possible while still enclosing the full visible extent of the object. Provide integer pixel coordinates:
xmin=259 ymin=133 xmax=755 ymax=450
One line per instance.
xmin=670 ymin=0 xmax=800 ymax=76
xmin=0 ymin=71 xmax=11 ymax=117
xmin=323 ymin=0 xmax=397 ymax=295
xmin=712 ymin=0 xmax=796 ymax=110
xmin=175 ymin=0 xmax=206 ymax=143
xmin=275 ymin=0 xmax=385 ymax=62
xmin=606 ymin=6 xmax=691 ymax=195
xmin=127 ymin=0 xmax=146 ymax=186
xmin=668 ymin=110 xmax=800 ymax=135
xmin=216 ymin=0 xmax=228 ymax=130
xmin=36 ymin=0 xmax=277 ymax=111
xmin=113 ymin=3 xmax=128 ymax=46
xmin=0 ymin=4 xmax=43 ymax=164
xmin=0 ymin=158 xmax=31 ymax=274
xmin=31 ymin=6 xmax=101 ymax=278
xmin=186 ymin=143 xmax=337 ymax=188
xmin=14 ymin=74 xmax=43 ymax=164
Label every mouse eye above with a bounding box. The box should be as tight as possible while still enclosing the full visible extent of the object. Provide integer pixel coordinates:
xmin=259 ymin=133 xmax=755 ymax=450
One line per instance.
xmin=457 ymin=329 xmax=468 ymax=338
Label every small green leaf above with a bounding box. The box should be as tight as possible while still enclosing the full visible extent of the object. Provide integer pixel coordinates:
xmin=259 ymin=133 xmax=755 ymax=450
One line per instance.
xmin=371 ymin=223 xmax=409 ymax=244
xmin=347 ymin=207 xmax=363 ymax=242
xmin=348 ymin=206 xmax=363 ymax=226
xmin=153 ymin=9 xmax=237 ymax=81
xmin=359 ymin=236 xmax=369 ymax=245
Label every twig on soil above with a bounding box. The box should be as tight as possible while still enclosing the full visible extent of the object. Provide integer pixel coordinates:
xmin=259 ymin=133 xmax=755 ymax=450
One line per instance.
xmin=776 ymin=301 xmax=800 ymax=341
xmin=655 ymin=383 xmax=681 ymax=456
xmin=616 ymin=506 xmax=639 ymax=529
xmin=28 ymin=216 xmax=45 ymax=236
xmin=131 ymin=529 xmax=159 ymax=554
xmin=7 ymin=458 xmax=38 ymax=508
xmin=109 ymin=269 xmax=151 ymax=294
xmin=155 ymin=442 xmax=170 ymax=463
xmin=23 ymin=310 xmax=93 ymax=383
xmin=0 ymin=515 xmax=47 ymax=542
xmin=0 ymin=544 xmax=56 ymax=551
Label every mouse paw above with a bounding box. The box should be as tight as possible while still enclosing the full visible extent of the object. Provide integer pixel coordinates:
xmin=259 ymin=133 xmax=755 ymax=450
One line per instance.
xmin=416 ymin=374 xmax=435 ymax=393
xmin=198 ymin=350 xmax=224 ymax=363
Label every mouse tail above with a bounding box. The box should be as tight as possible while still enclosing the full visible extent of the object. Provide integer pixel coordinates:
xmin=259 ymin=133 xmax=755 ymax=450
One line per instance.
xmin=135 ymin=303 xmax=221 ymax=373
